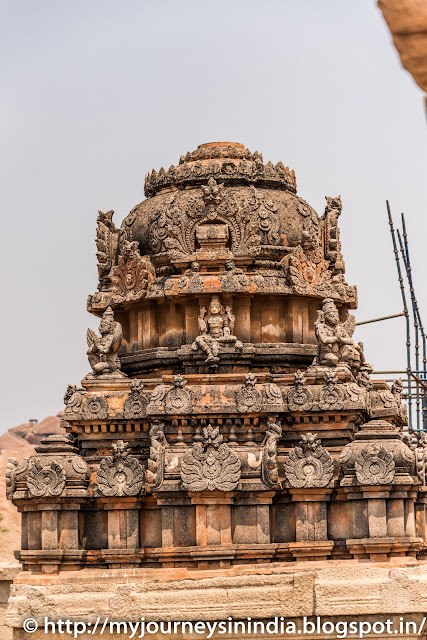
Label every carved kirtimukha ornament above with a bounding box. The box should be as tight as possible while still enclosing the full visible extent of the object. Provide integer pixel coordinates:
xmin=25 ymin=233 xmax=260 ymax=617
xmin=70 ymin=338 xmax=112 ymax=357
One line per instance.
xmin=111 ymin=237 xmax=154 ymax=303
xmin=287 ymin=370 xmax=313 ymax=411
xmin=165 ymin=375 xmax=192 ymax=414
xmin=319 ymin=370 xmax=344 ymax=411
xmin=236 ymin=373 xmax=263 ymax=412
xmin=262 ymin=421 xmax=282 ymax=488
xmin=355 ymin=444 xmax=395 ymax=485
xmin=123 ymin=380 xmax=147 ymax=420
xmin=191 ymin=296 xmax=243 ymax=365
xmin=87 ymin=306 xmax=125 ymax=377
xmin=284 ymin=433 xmax=333 ymax=489
xmin=313 ymin=298 xmax=369 ymax=375
xmin=181 ymin=424 xmax=241 ymax=491
xmin=97 ymin=440 xmax=144 ymax=497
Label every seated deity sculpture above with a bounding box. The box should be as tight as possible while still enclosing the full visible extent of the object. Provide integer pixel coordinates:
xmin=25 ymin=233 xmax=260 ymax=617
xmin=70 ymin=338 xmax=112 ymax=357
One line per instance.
xmin=313 ymin=298 xmax=367 ymax=375
xmin=191 ymin=295 xmax=243 ymax=364
xmin=87 ymin=306 xmax=123 ymax=376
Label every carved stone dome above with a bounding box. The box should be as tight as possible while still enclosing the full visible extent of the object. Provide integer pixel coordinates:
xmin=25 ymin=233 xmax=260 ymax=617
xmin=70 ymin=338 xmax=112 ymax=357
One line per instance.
xmin=121 ymin=142 xmax=320 ymax=262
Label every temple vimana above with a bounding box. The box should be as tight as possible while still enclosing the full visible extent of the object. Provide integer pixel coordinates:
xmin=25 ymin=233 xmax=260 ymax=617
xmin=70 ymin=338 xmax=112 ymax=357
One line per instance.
xmin=6 ymin=142 xmax=427 ymax=638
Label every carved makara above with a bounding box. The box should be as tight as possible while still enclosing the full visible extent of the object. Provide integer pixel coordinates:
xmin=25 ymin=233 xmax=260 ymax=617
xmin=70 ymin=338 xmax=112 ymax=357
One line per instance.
xmin=146 ymin=423 xmax=167 ymax=491
xmin=86 ymin=307 xmax=124 ymax=377
xmin=95 ymin=209 xmax=120 ymax=291
xmin=123 ymin=380 xmax=148 ymax=420
xmin=284 ymin=433 xmax=333 ymax=489
xmin=64 ymin=384 xmax=86 ymax=417
xmin=165 ymin=375 xmax=192 ymax=414
xmin=287 ymin=370 xmax=313 ymax=411
xmin=97 ymin=440 xmax=144 ymax=497
xmin=181 ymin=424 xmax=241 ymax=492
xmin=6 ymin=458 xmax=18 ymax=500
xmin=27 ymin=460 xmax=66 ymax=497
xmin=321 ymin=195 xmax=345 ymax=274
xmin=236 ymin=373 xmax=263 ymax=412
xmin=262 ymin=421 xmax=282 ymax=488
xmin=354 ymin=444 xmax=395 ymax=485
xmin=111 ymin=237 xmax=155 ymax=303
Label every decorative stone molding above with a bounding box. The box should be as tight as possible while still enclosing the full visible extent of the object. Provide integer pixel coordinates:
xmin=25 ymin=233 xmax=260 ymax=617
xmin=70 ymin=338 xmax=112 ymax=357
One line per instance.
xmin=284 ymin=433 xmax=333 ymax=489
xmin=287 ymin=370 xmax=313 ymax=411
xmin=354 ymin=444 xmax=395 ymax=485
xmin=82 ymin=395 xmax=108 ymax=420
xmin=123 ymin=380 xmax=148 ymax=419
xmin=146 ymin=423 xmax=167 ymax=491
xmin=181 ymin=424 xmax=241 ymax=491
xmin=318 ymin=370 xmax=344 ymax=410
xmin=144 ymin=144 xmax=296 ymax=198
xmin=97 ymin=440 xmax=144 ymax=497
xmin=111 ymin=238 xmax=155 ymax=303
xmin=262 ymin=421 xmax=282 ymax=488
xmin=27 ymin=460 xmax=66 ymax=497
xmin=236 ymin=373 xmax=263 ymax=412
xmin=165 ymin=375 xmax=192 ymax=414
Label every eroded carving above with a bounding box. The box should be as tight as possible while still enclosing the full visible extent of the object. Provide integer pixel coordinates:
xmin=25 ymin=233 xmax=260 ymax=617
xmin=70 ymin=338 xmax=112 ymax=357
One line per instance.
xmin=262 ymin=421 xmax=282 ymax=488
xmin=284 ymin=433 xmax=333 ymax=489
xmin=123 ymin=380 xmax=147 ymax=420
xmin=236 ymin=373 xmax=263 ymax=412
xmin=111 ymin=238 xmax=154 ymax=303
xmin=355 ymin=444 xmax=395 ymax=485
xmin=319 ymin=370 xmax=344 ymax=410
xmin=181 ymin=424 xmax=241 ymax=491
xmin=64 ymin=384 xmax=86 ymax=417
xmin=165 ymin=375 xmax=192 ymax=414
xmin=96 ymin=209 xmax=120 ymax=291
xmin=287 ymin=370 xmax=313 ymax=411
xmin=27 ymin=460 xmax=66 ymax=497
xmin=87 ymin=307 xmax=124 ymax=377
xmin=191 ymin=296 xmax=243 ymax=364
xmin=97 ymin=440 xmax=144 ymax=497
xmin=146 ymin=422 xmax=167 ymax=490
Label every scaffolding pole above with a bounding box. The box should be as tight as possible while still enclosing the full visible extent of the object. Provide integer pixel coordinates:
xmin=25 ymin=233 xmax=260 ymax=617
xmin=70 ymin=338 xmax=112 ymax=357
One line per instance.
xmin=387 ymin=201 xmax=413 ymax=431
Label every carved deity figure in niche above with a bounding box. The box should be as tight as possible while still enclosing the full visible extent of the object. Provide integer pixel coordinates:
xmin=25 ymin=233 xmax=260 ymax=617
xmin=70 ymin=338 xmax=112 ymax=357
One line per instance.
xmin=87 ymin=306 xmax=124 ymax=377
xmin=313 ymin=298 xmax=369 ymax=376
xmin=191 ymin=295 xmax=243 ymax=364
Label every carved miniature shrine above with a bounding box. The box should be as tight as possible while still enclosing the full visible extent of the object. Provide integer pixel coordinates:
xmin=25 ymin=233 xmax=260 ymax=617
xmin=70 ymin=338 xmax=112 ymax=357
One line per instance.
xmin=7 ymin=141 xmax=427 ymax=575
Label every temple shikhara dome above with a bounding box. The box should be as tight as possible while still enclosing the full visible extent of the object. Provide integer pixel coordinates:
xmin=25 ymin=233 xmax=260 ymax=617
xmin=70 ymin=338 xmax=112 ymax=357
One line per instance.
xmin=6 ymin=142 xmax=427 ymax=587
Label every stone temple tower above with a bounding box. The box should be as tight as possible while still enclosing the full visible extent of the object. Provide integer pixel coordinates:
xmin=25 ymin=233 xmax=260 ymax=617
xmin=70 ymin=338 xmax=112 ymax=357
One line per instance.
xmin=6 ymin=142 xmax=427 ymax=637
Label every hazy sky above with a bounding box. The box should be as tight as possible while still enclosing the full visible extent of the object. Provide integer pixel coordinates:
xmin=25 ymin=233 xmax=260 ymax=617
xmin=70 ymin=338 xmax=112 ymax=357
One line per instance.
xmin=1 ymin=1 xmax=426 ymax=431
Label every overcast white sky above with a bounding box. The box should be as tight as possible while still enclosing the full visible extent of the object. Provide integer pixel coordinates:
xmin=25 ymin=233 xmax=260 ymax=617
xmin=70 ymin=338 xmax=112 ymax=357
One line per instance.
xmin=1 ymin=0 xmax=426 ymax=431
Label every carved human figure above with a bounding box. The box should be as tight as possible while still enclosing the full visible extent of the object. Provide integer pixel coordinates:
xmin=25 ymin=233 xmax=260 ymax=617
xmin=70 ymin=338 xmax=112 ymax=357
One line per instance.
xmin=191 ymin=295 xmax=242 ymax=364
xmin=314 ymin=298 xmax=367 ymax=374
xmin=87 ymin=306 xmax=123 ymax=376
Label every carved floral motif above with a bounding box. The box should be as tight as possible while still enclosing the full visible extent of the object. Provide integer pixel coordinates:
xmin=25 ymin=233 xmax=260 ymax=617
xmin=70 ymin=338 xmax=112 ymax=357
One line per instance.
xmin=111 ymin=238 xmax=154 ymax=303
xmin=287 ymin=370 xmax=313 ymax=411
xmin=27 ymin=460 xmax=66 ymax=497
xmin=181 ymin=424 xmax=241 ymax=491
xmin=123 ymin=380 xmax=147 ymax=419
xmin=97 ymin=441 xmax=144 ymax=497
xmin=354 ymin=444 xmax=395 ymax=485
xmin=165 ymin=375 xmax=192 ymax=414
xmin=236 ymin=373 xmax=263 ymax=412
xmin=82 ymin=395 xmax=108 ymax=420
xmin=284 ymin=433 xmax=333 ymax=489
xmin=319 ymin=370 xmax=344 ymax=410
